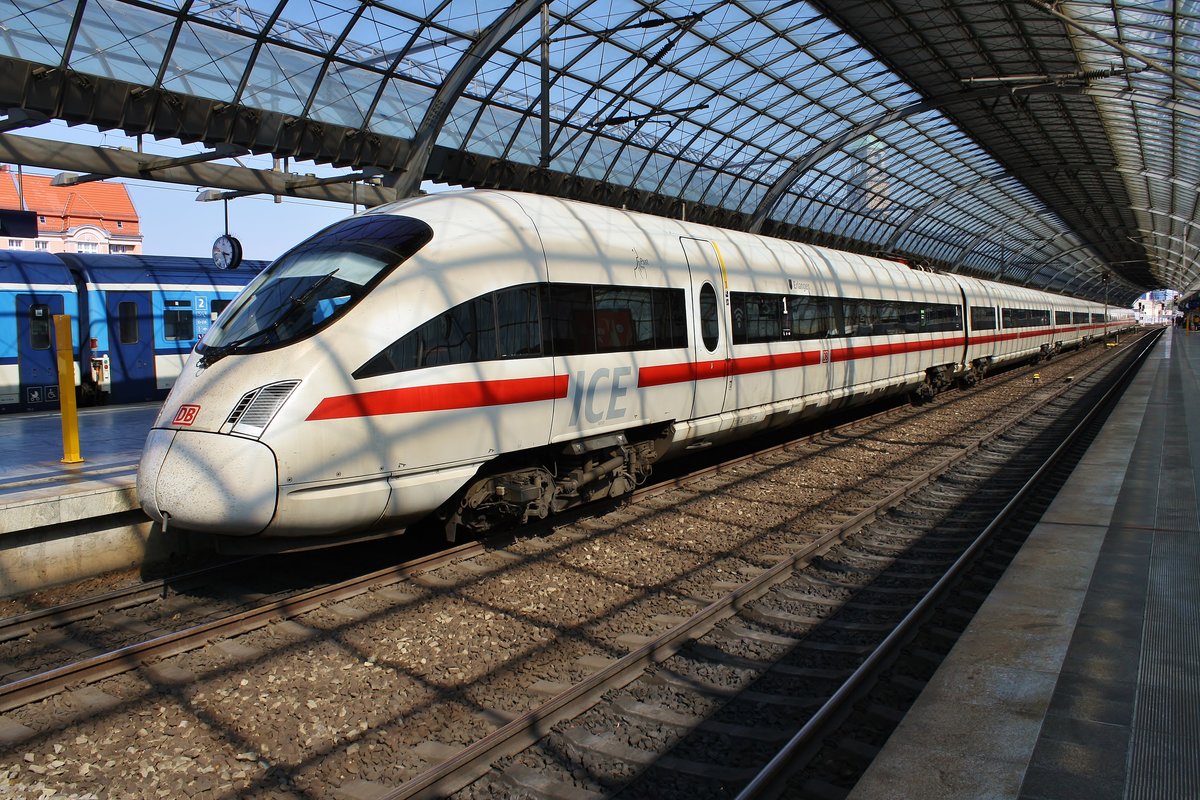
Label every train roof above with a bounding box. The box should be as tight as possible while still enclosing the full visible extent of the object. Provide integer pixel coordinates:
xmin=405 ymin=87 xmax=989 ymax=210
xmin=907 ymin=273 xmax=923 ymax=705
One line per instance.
xmin=0 ymin=248 xmax=76 ymax=287
xmin=54 ymin=252 xmax=269 ymax=287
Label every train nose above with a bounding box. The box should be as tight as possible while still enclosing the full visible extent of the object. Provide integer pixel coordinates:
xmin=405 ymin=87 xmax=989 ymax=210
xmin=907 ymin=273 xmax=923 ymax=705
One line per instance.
xmin=137 ymin=428 xmax=278 ymax=535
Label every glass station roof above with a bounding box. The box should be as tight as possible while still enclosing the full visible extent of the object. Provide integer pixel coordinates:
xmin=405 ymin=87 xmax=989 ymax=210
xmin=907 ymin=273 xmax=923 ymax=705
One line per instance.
xmin=2 ymin=0 xmax=1198 ymax=305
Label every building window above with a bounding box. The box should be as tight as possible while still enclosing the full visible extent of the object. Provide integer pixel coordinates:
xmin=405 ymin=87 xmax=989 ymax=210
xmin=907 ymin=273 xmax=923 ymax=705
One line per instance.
xmin=110 ymin=244 xmax=135 ymax=254
xmin=38 ymin=215 xmax=46 ymax=223
xmin=116 ymin=221 xmax=124 ymax=229
xmin=34 ymin=240 xmax=48 ymax=250
xmin=7 ymin=239 xmax=22 ymax=248
xmin=76 ymin=241 xmax=98 ymax=253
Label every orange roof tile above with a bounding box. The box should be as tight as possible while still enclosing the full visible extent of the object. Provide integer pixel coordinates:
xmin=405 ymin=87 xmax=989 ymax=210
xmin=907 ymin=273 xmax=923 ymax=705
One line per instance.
xmin=0 ymin=169 xmax=140 ymax=237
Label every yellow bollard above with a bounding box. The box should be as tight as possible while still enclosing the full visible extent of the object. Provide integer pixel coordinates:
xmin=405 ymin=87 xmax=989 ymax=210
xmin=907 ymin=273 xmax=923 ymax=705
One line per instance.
xmin=53 ymin=314 xmax=84 ymax=464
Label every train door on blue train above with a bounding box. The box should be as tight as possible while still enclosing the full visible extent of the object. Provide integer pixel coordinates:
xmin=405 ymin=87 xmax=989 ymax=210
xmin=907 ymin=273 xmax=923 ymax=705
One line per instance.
xmin=679 ymin=237 xmax=731 ymax=419
xmin=15 ymin=294 xmax=65 ymax=410
xmin=105 ymin=291 xmax=155 ymax=403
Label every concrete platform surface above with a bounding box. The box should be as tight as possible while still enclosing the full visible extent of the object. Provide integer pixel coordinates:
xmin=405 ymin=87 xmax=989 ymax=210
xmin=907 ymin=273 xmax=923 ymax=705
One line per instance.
xmin=849 ymin=326 xmax=1198 ymax=800
xmin=0 ymin=403 xmax=166 ymax=596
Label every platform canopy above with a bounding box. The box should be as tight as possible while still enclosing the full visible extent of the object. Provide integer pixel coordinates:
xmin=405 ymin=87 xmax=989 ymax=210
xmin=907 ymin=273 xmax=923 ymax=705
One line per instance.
xmin=0 ymin=0 xmax=1196 ymax=306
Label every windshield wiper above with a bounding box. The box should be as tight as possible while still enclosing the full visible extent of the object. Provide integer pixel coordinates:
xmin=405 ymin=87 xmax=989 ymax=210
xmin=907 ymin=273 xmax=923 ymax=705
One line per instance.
xmin=198 ymin=270 xmax=339 ymax=367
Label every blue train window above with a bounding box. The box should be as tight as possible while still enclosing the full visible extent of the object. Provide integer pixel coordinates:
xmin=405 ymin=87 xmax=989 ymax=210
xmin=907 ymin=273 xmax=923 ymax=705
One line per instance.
xmin=119 ymin=302 xmax=139 ymax=344
xmin=30 ymin=304 xmax=51 ymax=350
xmin=164 ymin=299 xmax=194 ymax=341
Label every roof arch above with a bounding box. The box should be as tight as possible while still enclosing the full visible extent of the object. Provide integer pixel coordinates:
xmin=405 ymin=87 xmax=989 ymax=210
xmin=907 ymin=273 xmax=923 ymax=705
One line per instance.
xmin=0 ymin=0 xmax=1197 ymax=306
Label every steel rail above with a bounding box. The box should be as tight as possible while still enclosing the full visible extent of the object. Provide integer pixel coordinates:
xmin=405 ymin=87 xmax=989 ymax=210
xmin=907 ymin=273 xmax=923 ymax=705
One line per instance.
xmin=735 ymin=328 xmax=1162 ymax=799
xmin=0 ymin=557 xmax=258 ymax=645
xmin=0 ymin=540 xmax=484 ymax=713
xmin=377 ymin=333 xmax=1152 ymax=800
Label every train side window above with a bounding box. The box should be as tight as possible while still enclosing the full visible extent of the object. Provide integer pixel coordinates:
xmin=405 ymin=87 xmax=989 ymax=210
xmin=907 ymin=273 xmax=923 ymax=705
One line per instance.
xmin=730 ymin=292 xmax=783 ymax=344
xmin=496 ymin=285 xmax=542 ymax=358
xmin=29 ymin=304 xmax=51 ymax=350
xmin=916 ymin=302 xmax=962 ymax=333
xmin=789 ymin=296 xmax=835 ymax=339
xmin=544 ymin=284 xmax=594 ymax=356
xmin=970 ymin=306 xmax=996 ymax=330
xmin=1092 ymin=313 xmax=1105 ymax=323
xmin=1002 ymin=307 xmax=1050 ymax=328
xmin=699 ymin=283 xmax=720 ymax=352
xmin=594 ymin=287 xmax=653 ymax=352
xmin=1055 ymin=310 xmax=1071 ymax=325
xmin=211 ymin=299 xmax=232 ymax=322
xmin=843 ymin=299 xmax=880 ymax=337
xmin=1073 ymin=311 xmax=1089 ymax=324
xmin=164 ymin=299 xmax=194 ymax=341
xmin=873 ymin=301 xmax=903 ymax=335
xmin=118 ymin=302 xmax=139 ymax=344
xmin=652 ymin=288 xmax=688 ymax=348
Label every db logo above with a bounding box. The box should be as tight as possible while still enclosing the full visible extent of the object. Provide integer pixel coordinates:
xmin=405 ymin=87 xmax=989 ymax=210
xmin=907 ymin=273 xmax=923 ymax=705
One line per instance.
xmin=172 ymin=404 xmax=201 ymax=426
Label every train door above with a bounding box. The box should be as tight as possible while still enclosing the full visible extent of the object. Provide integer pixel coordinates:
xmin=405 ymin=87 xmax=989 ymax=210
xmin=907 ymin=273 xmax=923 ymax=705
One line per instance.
xmin=105 ymin=291 xmax=156 ymax=403
xmin=679 ymin=237 xmax=730 ymax=419
xmin=15 ymin=294 xmax=65 ymax=410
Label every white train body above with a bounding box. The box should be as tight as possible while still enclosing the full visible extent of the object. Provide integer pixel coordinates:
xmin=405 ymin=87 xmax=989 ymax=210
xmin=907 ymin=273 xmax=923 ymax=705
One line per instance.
xmin=137 ymin=190 xmax=1123 ymax=551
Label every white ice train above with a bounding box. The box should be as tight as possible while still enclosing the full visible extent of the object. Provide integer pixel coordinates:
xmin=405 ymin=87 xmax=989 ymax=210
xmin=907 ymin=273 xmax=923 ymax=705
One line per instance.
xmin=136 ymin=190 xmax=1127 ymax=552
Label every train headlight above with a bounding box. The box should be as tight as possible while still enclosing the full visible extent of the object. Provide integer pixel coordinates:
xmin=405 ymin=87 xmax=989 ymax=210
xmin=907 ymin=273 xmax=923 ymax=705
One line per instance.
xmin=225 ymin=380 xmax=300 ymax=438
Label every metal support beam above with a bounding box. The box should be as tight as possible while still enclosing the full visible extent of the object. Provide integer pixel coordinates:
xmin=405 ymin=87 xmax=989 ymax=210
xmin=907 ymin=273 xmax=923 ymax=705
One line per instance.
xmin=882 ymin=174 xmax=1008 ymax=252
xmin=197 ymin=168 xmax=384 ymax=202
xmin=54 ymin=143 xmax=253 ymax=187
xmin=138 ymin=144 xmax=251 ymax=173
xmin=747 ymin=84 xmax=1085 ymax=234
xmin=0 ymin=133 xmax=393 ymax=207
xmin=391 ymin=0 xmax=545 ymax=199
xmin=0 ymin=109 xmax=49 ymax=133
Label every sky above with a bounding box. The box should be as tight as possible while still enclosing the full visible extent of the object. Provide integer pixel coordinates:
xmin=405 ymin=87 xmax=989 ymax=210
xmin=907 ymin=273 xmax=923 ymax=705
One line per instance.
xmin=11 ymin=121 xmax=396 ymax=263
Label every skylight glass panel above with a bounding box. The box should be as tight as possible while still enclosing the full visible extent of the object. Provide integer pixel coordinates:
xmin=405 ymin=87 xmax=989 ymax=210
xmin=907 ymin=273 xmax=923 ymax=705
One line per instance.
xmin=162 ymin=22 xmax=256 ymax=102
xmin=73 ymin=0 xmax=174 ymax=85
xmin=0 ymin=0 xmax=75 ymax=64
xmin=339 ymin=5 xmax=423 ymax=66
xmin=242 ymin=41 xmax=323 ymax=114
xmin=309 ymin=62 xmax=377 ymax=127
xmin=368 ymin=75 xmax=431 ymax=138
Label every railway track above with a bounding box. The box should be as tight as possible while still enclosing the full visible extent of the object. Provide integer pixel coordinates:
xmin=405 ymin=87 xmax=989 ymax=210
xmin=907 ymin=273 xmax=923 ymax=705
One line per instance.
xmin=0 ymin=332 xmax=1153 ymax=798
xmin=428 ymin=330 xmax=1158 ymax=800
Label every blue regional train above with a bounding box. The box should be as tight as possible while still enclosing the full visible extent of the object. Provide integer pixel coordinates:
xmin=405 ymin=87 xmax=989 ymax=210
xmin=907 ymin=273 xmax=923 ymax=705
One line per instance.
xmin=0 ymin=249 xmax=266 ymax=412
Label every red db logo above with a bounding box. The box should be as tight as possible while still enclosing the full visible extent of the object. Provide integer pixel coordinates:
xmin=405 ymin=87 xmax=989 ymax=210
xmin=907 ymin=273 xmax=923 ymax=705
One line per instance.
xmin=172 ymin=404 xmax=201 ymax=426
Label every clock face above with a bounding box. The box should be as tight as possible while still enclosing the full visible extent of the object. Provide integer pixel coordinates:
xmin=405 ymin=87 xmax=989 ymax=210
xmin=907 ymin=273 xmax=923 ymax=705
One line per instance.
xmin=212 ymin=235 xmax=242 ymax=269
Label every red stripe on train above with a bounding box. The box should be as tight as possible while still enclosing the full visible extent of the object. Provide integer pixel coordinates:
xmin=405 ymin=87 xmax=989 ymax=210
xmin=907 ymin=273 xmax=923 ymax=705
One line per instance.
xmin=639 ymin=334 xmax=968 ymax=387
xmin=310 ymin=326 xmax=1100 ymax=418
xmin=307 ymin=374 xmax=569 ymax=420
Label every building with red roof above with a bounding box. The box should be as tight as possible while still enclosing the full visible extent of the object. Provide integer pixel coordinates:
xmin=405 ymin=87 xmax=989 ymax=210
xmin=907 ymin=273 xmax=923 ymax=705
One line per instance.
xmin=0 ymin=165 xmax=143 ymax=254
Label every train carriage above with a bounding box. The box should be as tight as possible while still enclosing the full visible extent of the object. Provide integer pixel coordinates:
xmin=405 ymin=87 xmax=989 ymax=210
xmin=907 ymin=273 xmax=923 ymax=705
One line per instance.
xmin=136 ymin=190 xmax=1132 ymax=552
xmin=0 ymin=251 xmax=266 ymax=413
xmin=56 ymin=254 xmax=264 ymax=405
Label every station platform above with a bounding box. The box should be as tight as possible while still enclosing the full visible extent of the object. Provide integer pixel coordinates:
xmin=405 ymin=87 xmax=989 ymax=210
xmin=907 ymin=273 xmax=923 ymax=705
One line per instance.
xmin=849 ymin=325 xmax=1198 ymax=800
xmin=0 ymin=403 xmax=164 ymax=595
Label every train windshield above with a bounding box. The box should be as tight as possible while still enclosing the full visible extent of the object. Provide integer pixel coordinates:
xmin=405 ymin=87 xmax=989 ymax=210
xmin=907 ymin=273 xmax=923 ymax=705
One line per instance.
xmin=199 ymin=215 xmax=432 ymax=362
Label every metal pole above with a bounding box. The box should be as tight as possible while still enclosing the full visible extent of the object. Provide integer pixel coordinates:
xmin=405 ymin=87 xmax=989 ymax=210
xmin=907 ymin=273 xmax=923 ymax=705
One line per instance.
xmin=540 ymin=2 xmax=550 ymax=169
xmin=53 ymin=315 xmax=83 ymax=464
